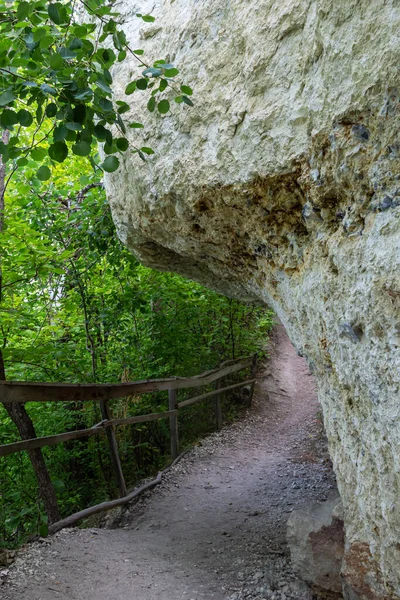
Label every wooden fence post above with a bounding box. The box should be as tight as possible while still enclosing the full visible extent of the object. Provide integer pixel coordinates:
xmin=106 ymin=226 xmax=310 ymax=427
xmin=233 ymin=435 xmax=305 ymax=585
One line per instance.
xmin=214 ymin=379 xmax=222 ymax=430
xmin=99 ymin=399 xmax=127 ymax=498
xmin=168 ymin=389 xmax=179 ymax=459
xmin=247 ymin=353 xmax=258 ymax=407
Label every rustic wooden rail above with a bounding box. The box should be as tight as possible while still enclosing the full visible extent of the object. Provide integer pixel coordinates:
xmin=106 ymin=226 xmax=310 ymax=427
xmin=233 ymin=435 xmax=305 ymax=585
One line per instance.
xmin=0 ymin=354 xmax=257 ymax=530
xmin=0 ymin=356 xmax=255 ymax=403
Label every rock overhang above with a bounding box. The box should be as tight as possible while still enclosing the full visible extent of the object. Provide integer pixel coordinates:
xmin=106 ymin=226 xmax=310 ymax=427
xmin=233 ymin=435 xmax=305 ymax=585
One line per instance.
xmin=105 ymin=1 xmax=400 ymax=597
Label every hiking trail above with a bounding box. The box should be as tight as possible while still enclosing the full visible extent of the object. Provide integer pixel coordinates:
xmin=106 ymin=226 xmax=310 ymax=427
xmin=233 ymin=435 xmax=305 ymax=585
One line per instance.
xmin=2 ymin=324 xmax=336 ymax=600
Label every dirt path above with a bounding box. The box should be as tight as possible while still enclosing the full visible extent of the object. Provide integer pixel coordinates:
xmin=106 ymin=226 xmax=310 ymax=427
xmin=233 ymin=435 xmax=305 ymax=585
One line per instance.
xmin=2 ymin=324 xmax=336 ymax=600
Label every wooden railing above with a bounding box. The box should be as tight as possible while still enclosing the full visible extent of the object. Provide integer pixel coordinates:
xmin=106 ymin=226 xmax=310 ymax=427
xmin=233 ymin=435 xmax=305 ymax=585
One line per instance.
xmin=0 ymin=354 xmax=257 ymax=531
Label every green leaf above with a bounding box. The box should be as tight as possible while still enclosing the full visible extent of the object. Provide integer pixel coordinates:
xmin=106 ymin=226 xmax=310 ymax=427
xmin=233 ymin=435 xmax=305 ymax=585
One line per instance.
xmin=116 ymin=113 xmax=126 ymax=134
xmin=99 ymin=97 xmax=113 ymax=112
xmin=101 ymin=155 xmax=119 ymax=173
xmin=51 ymin=479 xmax=65 ymax=492
xmin=66 ymin=122 xmax=83 ymax=131
xmin=138 ymin=14 xmax=156 ymax=22
xmin=116 ymin=138 xmax=129 ymax=151
xmin=40 ymin=36 xmax=54 ymax=49
xmin=88 ymin=156 xmax=98 ymax=172
xmin=80 ymin=129 xmax=92 ymax=144
xmin=116 ymin=101 xmax=130 ymax=114
xmin=24 ymin=32 xmax=36 ymax=50
xmin=136 ymin=79 xmax=148 ymax=91
xmin=0 ymin=109 xmax=19 ymax=128
xmin=36 ymin=166 xmax=51 ymax=181
xmin=74 ymin=88 xmax=93 ymax=101
xmin=66 ymin=130 xmax=77 ymax=142
xmin=142 ymin=67 xmax=162 ymax=78
xmin=159 ymin=79 xmax=168 ymax=92
xmin=48 ymin=3 xmax=67 ymax=25
xmin=182 ymin=96 xmax=194 ymax=107
xmin=147 ymin=97 xmax=156 ymax=112
xmin=22 ymin=81 xmax=38 ymax=89
xmin=93 ymin=125 xmax=108 ymax=141
xmin=73 ymin=25 xmax=88 ymax=38
xmin=118 ymin=50 xmax=127 ymax=62
xmin=72 ymin=141 xmax=91 ymax=157
xmin=164 ymin=68 xmax=179 ymax=77
xmin=17 ymin=2 xmax=30 ymax=21
xmin=59 ymin=47 xmax=77 ymax=59
xmin=112 ymin=32 xmax=122 ymax=51
xmin=40 ymin=84 xmax=57 ymax=96
xmin=98 ymin=47 xmax=116 ymax=67
xmin=53 ymin=125 xmax=68 ymax=142
xmin=129 ymin=122 xmax=144 ymax=129
xmin=34 ymin=28 xmax=48 ymax=42
xmin=104 ymin=141 xmax=116 ymax=155
xmin=69 ymin=38 xmax=83 ymax=51
xmin=103 ymin=69 xmax=112 ymax=84
xmin=36 ymin=104 xmax=43 ymax=123
xmin=180 ymin=85 xmax=193 ymax=96
xmin=48 ymin=141 xmax=68 ymax=163
xmin=140 ymin=147 xmax=154 ymax=155
xmin=45 ymin=103 xmax=58 ymax=118
xmin=49 ymin=53 xmax=64 ymax=70
xmin=96 ymin=80 xmax=112 ymax=95
xmin=0 ymin=142 xmax=9 ymax=160
xmin=0 ymin=90 xmax=15 ymax=107
xmin=31 ymin=147 xmax=47 ymax=161
xmin=73 ymin=104 xmax=86 ymax=124
xmin=125 ymin=82 xmax=136 ymax=95
xmin=157 ymin=99 xmax=170 ymax=114
xmin=174 ymin=96 xmax=183 ymax=104
xmin=133 ymin=49 xmax=144 ymax=55
xmin=39 ymin=523 xmax=49 ymax=537
xmin=17 ymin=109 xmax=33 ymax=127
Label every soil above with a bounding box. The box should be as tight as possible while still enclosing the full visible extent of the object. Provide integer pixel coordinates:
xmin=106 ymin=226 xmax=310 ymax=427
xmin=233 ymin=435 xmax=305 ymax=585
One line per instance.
xmin=1 ymin=323 xmax=337 ymax=600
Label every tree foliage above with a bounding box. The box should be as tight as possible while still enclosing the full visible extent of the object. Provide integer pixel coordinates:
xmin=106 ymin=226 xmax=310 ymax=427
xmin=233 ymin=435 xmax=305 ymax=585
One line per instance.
xmin=0 ymin=0 xmax=192 ymax=179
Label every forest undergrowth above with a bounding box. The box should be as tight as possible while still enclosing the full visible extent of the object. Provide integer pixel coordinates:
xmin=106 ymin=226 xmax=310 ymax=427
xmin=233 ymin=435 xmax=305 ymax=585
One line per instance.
xmin=0 ymin=160 xmax=273 ymax=548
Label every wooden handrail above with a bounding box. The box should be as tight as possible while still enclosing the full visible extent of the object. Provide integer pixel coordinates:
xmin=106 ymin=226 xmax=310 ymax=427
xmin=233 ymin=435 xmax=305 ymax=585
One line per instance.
xmin=0 ymin=424 xmax=104 ymax=458
xmin=177 ymin=378 xmax=255 ymax=409
xmin=0 ymin=356 xmax=252 ymax=404
xmin=103 ymin=410 xmax=178 ymax=428
xmin=0 ymin=356 xmax=257 ymax=458
xmin=0 ymin=410 xmax=179 ymax=458
xmin=0 ymin=353 xmax=258 ymax=528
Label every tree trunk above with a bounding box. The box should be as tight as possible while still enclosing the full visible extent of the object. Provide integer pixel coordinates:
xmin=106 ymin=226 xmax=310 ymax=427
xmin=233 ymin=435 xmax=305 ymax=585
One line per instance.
xmin=0 ymin=132 xmax=60 ymax=524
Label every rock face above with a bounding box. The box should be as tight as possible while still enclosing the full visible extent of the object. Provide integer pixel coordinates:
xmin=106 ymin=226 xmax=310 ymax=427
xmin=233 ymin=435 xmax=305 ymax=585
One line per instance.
xmin=287 ymin=493 xmax=344 ymax=594
xmin=106 ymin=1 xmax=400 ymax=597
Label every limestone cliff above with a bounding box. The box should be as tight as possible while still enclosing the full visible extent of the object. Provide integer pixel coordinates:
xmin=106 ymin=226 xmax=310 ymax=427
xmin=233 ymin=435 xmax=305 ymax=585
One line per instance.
xmin=106 ymin=1 xmax=400 ymax=597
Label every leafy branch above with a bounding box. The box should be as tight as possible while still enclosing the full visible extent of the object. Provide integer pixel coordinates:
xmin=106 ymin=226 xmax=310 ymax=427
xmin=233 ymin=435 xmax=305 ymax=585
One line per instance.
xmin=0 ymin=0 xmax=194 ymax=184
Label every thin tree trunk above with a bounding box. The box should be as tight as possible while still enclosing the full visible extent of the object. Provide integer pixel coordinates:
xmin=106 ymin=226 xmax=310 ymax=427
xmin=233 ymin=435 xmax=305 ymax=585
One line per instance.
xmin=0 ymin=131 xmax=60 ymax=524
xmin=0 ymin=393 xmax=61 ymax=524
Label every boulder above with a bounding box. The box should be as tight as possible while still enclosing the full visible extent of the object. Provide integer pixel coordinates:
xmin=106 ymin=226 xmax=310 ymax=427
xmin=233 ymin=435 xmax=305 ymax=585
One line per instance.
xmin=287 ymin=493 xmax=344 ymax=594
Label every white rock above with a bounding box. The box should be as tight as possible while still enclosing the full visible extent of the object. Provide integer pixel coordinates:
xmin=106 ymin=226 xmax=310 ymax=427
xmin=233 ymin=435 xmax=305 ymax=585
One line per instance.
xmin=107 ymin=2 xmax=400 ymax=597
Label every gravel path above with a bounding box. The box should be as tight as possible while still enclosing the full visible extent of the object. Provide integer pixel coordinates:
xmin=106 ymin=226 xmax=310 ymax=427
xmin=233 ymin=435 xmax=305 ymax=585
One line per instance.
xmin=1 ymin=324 xmax=336 ymax=600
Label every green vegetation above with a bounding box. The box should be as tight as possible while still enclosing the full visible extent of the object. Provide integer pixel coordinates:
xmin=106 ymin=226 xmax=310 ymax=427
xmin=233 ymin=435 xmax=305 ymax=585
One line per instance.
xmin=0 ymin=157 xmax=273 ymax=547
xmin=0 ymin=0 xmax=192 ymax=176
